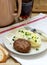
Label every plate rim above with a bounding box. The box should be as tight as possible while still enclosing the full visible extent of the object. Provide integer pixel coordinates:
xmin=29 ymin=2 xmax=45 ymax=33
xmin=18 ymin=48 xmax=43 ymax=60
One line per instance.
xmin=3 ymin=37 xmax=47 ymax=56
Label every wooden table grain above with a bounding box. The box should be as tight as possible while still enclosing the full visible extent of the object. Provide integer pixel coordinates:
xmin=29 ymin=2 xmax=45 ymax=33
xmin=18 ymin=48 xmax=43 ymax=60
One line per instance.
xmin=32 ymin=0 xmax=47 ymax=12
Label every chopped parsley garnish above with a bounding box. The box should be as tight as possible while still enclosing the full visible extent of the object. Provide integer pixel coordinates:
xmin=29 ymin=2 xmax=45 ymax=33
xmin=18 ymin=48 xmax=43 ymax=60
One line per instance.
xmin=21 ymin=30 xmax=24 ymax=33
xmin=28 ymin=38 xmax=31 ymax=40
xmin=12 ymin=39 xmax=15 ymax=41
xmin=32 ymin=36 xmax=33 ymax=38
xmin=19 ymin=30 xmax=24 ymax=33
xmin=35 ymin=40 xmax=37 ymax=42
xmin=25 ymin=32 xmax=27 ymax=35
xmin=13 ymin=36 xmax=15 ymax=38
xmin=25 ymin=32 xmax=31 ymax=36
xmin=19 ymin=30 xmax=20 ymax=32
xmin=36 ymin=48 xmax=39 ymax=51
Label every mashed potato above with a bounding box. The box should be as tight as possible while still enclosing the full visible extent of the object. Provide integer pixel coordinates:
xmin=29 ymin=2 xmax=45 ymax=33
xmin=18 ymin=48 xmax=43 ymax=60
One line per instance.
xmin=14 ymin=28 xmax=41 ymax=48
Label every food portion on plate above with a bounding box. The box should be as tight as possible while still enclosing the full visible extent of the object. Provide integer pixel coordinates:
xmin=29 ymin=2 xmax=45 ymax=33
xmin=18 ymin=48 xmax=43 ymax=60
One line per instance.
xmin=0 ymin=44 xmax=9 ymax=63
xmin=13 ymin=28 xmax=41 ymax=47
xmin=13 ymin=39 xmax=31 ymax=53
xmin=5 ymin=28 xmax=42 ymax=54
xmin=25 ymin=26 xmax=47 ymax=41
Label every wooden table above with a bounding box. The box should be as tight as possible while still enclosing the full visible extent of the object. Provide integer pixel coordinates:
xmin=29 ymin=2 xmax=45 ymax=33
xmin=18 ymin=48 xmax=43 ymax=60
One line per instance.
xmin=32 ymin=0 xmax=47 ymax=13
xmin=0 ymin=58 xmax=20 ymax=65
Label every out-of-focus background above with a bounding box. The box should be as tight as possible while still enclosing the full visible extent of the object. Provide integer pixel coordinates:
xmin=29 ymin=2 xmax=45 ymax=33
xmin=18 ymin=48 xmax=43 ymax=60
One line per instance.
xmin=32 ymin=0 xmax=47 ymax=16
